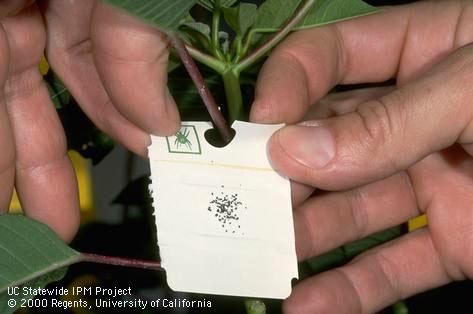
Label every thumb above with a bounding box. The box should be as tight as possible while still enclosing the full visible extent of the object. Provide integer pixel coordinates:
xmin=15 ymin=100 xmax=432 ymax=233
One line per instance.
xmin=268 ymin=45 xmax=473 ymax=190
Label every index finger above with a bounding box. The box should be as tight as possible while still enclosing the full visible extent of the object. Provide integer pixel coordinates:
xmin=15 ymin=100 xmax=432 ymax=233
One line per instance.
xmin=250 ymin=1 xmax=473 ymax=123
xmin=91 ymin=2 xmax=180 ymax=135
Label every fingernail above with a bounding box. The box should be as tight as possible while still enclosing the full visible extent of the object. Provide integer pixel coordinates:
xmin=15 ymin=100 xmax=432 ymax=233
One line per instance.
xmin=297 ymin=120 xmax=322 ymax=127
xmin=277 ymin=126 xmax=335 ymax=169
xmin=249 ymin=100 xmax=271 ymax=124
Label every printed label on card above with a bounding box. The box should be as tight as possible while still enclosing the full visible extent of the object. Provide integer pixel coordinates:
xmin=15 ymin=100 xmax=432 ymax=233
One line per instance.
xmin=148 ymin=121 xmax=298 ymax=299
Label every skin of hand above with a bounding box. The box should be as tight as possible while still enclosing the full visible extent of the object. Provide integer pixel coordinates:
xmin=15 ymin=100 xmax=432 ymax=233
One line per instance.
xmin=0 ymin=1 xmax=179 ymax=242
xmin=250 ymin=1 xmax=473 ymax=313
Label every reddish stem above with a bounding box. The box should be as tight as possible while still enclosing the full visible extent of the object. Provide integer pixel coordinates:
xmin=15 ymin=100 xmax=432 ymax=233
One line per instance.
xmin=81 ymin=253 xmax=162 ymax=271
xmin=168 ymin=35 xmax=233 ymax=143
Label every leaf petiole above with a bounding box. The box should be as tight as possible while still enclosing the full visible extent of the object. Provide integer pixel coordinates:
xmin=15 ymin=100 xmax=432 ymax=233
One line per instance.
xmin=232 ymin=35 xmax=244 ymax=63
xmin=81 ymin=253 xmax=162 ymax=271
xmin=186 ymin=44 xmax=226 ymax=74
xmin=236 ymin=0 xmax=316 ymax=72
xmin=170 ymin=35 xmax=233 ymax=143
xmin=211 ymin=0 xmax=225 ymax=60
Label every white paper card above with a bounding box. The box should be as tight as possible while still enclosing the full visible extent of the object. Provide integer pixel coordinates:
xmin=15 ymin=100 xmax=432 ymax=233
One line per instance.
xmin=148 ymin=121 xmax=298 ymax=299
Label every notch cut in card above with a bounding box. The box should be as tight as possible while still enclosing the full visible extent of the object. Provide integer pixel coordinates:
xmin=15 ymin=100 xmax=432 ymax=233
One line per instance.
xmin=148 ymin=121 xmax=298 ymax=299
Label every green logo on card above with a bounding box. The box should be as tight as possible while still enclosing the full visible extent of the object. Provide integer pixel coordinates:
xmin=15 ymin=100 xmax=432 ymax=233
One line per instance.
xmin=166 ymin=125 xmax=202 ymax=154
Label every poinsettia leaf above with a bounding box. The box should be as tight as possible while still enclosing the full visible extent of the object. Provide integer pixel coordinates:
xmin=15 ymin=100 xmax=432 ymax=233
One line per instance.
xmin=253 ymin=0 xmax=379 ymax=33
xmin=0 ymin=215 xmax=81 ymax=312
xmin=181 ymin=21 xmax=211 ymax=38
xmin=103 ymin=0 xmax=198 ymax=32
xmin=223 ymin=2 xmax=258 ymax=36
xmin=179 ymin=21 xmax=212 ymax=51
xmin=0 ymin=268 xmax=68 ymax=314
xmin=198 ymin=0 xmax=238 ymax=11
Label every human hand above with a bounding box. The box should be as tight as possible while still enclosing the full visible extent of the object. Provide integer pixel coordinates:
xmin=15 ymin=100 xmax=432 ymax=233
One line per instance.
xmin=0 ymin=1 xmax=179 ymax=241
xmin=251 ymin=1 xmax=473 ymax=313
xmin=41 ymin=0 xmax=180 ymax=156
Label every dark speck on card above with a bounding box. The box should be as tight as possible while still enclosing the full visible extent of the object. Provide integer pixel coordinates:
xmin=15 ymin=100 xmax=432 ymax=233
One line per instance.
xmin=207 ymin=186 xmax=246 ymax=235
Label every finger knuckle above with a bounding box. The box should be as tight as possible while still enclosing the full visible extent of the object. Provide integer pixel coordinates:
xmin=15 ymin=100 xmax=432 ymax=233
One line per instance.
xmin=295 ymin=208 xmax=318 ymax=260
xmin=332 ymin=269 xmax=364 ymax=314
xmin=355 ymin=100 xmax=391 ymax=146
xmin=345 ymin=188 xmax=370 ymax=239
xmin=354 ymin=92 xmax=408 ymax=171
xmin=5 ymin=68 xmax=43 ymax=100
xmin=3 ymin=8 xmax=46 ymax=71
xmin=371 ymin=249 xmax=403 ymax=300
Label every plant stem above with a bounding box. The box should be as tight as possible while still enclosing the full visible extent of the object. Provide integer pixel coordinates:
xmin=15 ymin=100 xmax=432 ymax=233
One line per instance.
xmin=211 ymin=1 xmax=224 ymax=60
xmin=81 ymin=253 xmax=162 ymax=271
xmin=236 ymin=0 xmax=316 ymax=72
xmin=186 ymin=44 xmax=226 ymax=74
xmin=233 ymin=35 xmax=244 ymax=63
xmin=222 ymin=68 xmax=245 ymax=123
xmin=169 ymin=35 xmax=233 ymax=143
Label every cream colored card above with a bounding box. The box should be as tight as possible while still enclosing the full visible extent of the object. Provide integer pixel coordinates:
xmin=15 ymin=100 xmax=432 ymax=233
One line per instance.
xmin=148 ymin=121 xmax=298 ymax=299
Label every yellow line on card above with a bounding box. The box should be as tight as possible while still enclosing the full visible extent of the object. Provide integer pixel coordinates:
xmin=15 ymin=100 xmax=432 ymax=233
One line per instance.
xmin=155 ymin=159 xmax=274 ymax=172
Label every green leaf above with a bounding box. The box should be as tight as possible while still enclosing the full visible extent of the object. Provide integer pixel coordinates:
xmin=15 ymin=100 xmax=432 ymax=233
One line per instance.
xmin=253 ymin=0 xmax=379 ymax=33
xmin=181 ymin=21 xmax=211 ymax=38
xmin=299 ymin=0 xmax=379 ymax=30
xmin=179 ymin=21 xmax=212 ymax=50
xmin=0 ymin=215 xmax=81 ymax=311
xmin=103 ymin=0 xmax=198 ymax=32
xmin=223 ymin=3 xmax=258 ymax=36
xmin=0 ymin=215 xmax=80 ymax=291
xmin=0 ymin=268 xmax=68 ymax=314
xmin=198 ymin=0 xmax=238 ymax=11
xmin=197 ymin=0 xmax=213 ymax=11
